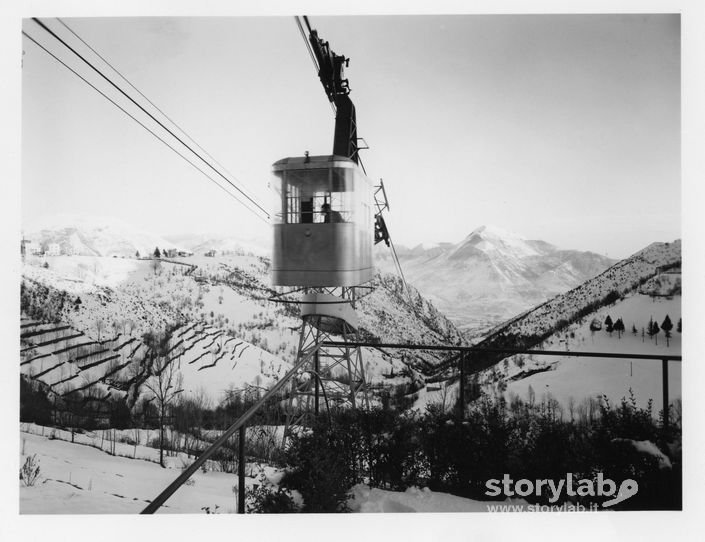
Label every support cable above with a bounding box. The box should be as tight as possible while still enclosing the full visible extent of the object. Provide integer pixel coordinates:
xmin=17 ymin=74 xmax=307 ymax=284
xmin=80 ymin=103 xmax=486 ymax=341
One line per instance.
xmin=295 ymin=16 xmax=319 ymax=75
xmin=22 ymin=30 xmax=269 ymax=224
xmin=31 ymin=17 xmax=270 ymax=221
xmin=142 ymin=344 xmax=322 ymax=513
xmin=295 ymin=16 xmax=336 ymax=116
xmin=56 ymin=17 xmax=262 ymax=207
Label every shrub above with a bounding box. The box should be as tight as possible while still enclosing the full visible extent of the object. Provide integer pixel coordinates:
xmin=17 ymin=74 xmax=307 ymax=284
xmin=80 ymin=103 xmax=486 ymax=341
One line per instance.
xmin=20 ymin=455 xmax=41 ymax=487
xmin=20 ymin=377 xmax=53 ymax=426
xmin=280 ymin=418 xmax=357 ymax=512
xmin=109 ymin=398 xmax=132 ymax=429
xmin=245 ymin=472 xmax=298 ymax=513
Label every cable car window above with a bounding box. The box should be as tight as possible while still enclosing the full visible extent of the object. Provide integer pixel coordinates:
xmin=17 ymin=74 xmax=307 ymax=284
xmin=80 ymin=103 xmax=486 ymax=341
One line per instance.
xmin=285 ymin=183 xmax=300 ymax=223
xmin=275 ymin=165 xmax=360 ymax=224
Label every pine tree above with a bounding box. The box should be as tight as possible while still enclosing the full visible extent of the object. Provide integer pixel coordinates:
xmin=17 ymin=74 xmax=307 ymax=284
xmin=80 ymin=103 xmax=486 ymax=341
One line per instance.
xmin=661 ymin=315 xmax=673 ymax=347
xmin=613 ymin=318 xmax=625 ymax=338
xmin=604 ymin=315 xmax=614 ymax=335
xmin=677 ymin=317 xmax=682 ymax=333
xmin=631 ymin=323 xmax=638 ymax=335
xmin=135 ymin=250 xmax=140 ymax=258
xmin=647 ymin=318 xmax=660 ymax=346
xmin=154 ymin=247 xmax=161 ymax=258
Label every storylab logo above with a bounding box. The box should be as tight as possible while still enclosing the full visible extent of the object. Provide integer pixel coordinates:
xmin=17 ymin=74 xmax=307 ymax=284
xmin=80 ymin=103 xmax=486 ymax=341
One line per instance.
xmin=485 ymin=474 xmax=639 ymax=508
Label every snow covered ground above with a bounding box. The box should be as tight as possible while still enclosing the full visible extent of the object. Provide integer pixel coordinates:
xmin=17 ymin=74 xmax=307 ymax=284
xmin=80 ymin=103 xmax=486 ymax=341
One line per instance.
xmin=502 ymin=293 xmax=681 ymax=411
xmin=20 ymin=430 xmax=249 ymax=514
xmin=411 ymin=292 xmax=682 ymax=414
xmin=19 ymin=426 xmax=519 ymax=514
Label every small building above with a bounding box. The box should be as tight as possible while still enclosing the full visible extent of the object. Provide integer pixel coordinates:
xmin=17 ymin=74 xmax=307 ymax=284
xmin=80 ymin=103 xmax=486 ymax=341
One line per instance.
xmin=21 ymin=239 xmax=38 ymax=257
xmin=22 ymin=239 xmax=42 ymax=256
xmin=46 ymin=243 xmax=61 ymax=256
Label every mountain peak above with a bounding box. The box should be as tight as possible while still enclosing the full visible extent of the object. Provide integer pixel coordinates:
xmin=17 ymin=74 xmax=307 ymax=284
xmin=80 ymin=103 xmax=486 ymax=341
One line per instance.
xmin=465 ymin=224 xmax=524 ymax=242
xmin=455 ymin=224 xmax=540 ymax=260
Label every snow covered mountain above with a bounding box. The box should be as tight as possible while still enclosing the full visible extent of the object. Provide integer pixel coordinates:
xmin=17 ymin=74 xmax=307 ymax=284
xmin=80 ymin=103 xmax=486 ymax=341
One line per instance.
xmin=376 ymin=225 xmax=616 ymax=336
xmin=413 ymin=239 xmax=681 ymax=414
xmin=25 ymin=215 xmax=186 ymax=258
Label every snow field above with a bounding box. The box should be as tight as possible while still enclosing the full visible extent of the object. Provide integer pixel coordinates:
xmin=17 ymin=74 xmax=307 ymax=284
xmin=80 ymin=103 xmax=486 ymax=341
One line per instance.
xmin=501 ymin=293 xmax=681 ymax=412
xmin=20 ymin=426 xmax=522 ymax=514
xmin=20 ymin=431 xmax=256 ymax=514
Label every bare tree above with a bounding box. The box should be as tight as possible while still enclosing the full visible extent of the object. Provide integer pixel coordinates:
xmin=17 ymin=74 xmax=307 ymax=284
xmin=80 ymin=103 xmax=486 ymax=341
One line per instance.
xmin=95 ymin=319 xmax=105 ymax=342
xmin=144 ymin=331 xmax=183 ymax=468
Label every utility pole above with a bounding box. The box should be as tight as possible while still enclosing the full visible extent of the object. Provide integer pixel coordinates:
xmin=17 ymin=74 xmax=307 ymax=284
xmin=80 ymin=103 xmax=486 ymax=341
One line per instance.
xmin=238 ymin=425 xmax=245 ymax=513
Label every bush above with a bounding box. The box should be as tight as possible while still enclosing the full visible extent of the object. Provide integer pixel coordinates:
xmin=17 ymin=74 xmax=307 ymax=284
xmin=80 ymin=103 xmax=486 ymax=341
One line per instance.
xmin=245 ymin=472 xmax=298 ymax=513
xmin=20 ymin=455 xmax=41 ymax=486
xmin=279 ymin=394 xmax=680 ymax=510
xmin=20 ymin=377 xmax=54 ymax=426
xmin=280 ymin=417 xmax=357 ymax=512
xmin=109 ymin=398 xmax=132 ymax=430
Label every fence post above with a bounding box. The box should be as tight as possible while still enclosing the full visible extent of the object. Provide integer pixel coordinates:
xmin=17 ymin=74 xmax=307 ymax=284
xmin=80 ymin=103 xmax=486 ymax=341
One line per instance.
xmin=314 ymin=349 xmax=320 ymax=415
xmin=458 ymin=353 xmax=465 ymax=418
xmin=662 ymin=359 xmax=669 ymax=435
xmin=238 ymin=425 xmax=245 ymax=513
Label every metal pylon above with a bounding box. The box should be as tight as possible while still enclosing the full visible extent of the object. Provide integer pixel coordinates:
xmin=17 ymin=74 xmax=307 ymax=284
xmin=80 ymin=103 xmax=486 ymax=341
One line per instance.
xmin=283 ymin=287 xmax=369 ymax=441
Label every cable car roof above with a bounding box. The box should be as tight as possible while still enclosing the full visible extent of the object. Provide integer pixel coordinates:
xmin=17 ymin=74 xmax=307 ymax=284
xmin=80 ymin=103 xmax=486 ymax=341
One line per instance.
xmin=273 ymin=154 xmax=359 ymax=171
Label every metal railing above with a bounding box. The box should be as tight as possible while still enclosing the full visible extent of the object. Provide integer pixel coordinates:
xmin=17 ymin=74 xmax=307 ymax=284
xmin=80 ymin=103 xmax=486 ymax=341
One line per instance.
xmin=142 ymin=341 xmax=681 ymax=513
xmin=324 ymin=341 xmax=682 ymax=432
xmin=141 ymin=344 xmax=321 ymax=514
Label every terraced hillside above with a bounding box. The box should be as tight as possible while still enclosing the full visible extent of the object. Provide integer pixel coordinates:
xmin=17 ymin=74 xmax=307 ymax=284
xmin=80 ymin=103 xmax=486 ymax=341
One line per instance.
xmin=21 ymin=251 xmax=465 ymax=411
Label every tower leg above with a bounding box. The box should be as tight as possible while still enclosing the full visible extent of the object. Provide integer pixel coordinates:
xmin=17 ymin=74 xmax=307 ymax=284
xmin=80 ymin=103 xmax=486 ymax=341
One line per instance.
xmin=283 ymin=289 xmax=369 ymax=444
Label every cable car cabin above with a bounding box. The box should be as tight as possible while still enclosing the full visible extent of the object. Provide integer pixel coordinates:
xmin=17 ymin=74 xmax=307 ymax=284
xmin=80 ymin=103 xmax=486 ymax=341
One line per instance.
xmin=271 ymin=155 xmax=374 ymax=287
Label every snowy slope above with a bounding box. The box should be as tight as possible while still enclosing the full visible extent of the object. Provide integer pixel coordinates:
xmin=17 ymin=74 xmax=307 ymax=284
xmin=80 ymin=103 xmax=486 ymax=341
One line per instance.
xmin=500 ymin=292 xmax=681 ymax=412
xmin=21 ymin=247 xmax=464 ymax=407
xmin=472 ymin=240 xmax=681 ymax=365
xmin=413 ymin=290 xmax=681 ymax=415
xmin=19 ymin=430 xmax=252 ymax=514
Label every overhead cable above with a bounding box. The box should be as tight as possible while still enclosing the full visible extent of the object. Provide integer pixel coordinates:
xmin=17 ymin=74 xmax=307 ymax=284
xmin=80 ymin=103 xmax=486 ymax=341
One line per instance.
xmin=55 ymin=18 xmax=263 ymax=207
xmin=295 ymin=16 xmax=337 ymax=116
xmin=31 ymin=17 xmax=270 ymax=221
xmin=22 ymin=30 xmax=269 ymax=225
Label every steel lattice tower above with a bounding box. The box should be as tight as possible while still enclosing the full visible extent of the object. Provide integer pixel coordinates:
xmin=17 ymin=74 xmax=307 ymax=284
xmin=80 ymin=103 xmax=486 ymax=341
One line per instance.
xmin=283 ymin=287 xmax=369 ymax=441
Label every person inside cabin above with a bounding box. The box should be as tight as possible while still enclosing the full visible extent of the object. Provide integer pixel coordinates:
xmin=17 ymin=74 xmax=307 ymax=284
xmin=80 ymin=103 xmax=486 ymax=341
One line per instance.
xmin=321 ymin=202 xmax=344 ymax=223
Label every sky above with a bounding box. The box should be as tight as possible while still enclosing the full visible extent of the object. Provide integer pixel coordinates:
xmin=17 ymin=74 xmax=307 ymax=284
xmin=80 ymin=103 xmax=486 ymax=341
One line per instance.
xmin=19 ymin=12 xmax=680 ymax=259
